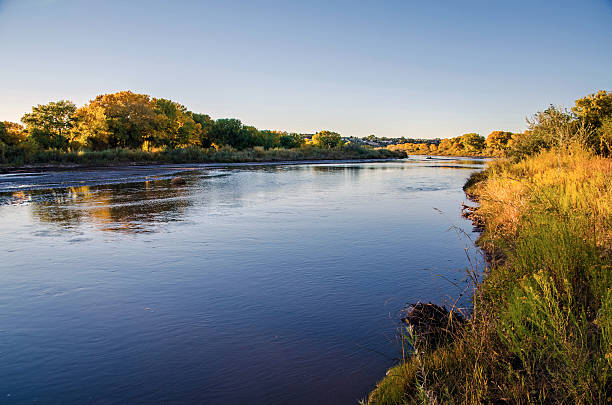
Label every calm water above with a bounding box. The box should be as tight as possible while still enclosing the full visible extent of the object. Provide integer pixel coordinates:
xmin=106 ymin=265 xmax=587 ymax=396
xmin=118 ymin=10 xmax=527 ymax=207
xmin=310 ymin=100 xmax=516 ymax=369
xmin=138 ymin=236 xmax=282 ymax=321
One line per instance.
xmin=0 ymin=157 xmax=484 ymax=405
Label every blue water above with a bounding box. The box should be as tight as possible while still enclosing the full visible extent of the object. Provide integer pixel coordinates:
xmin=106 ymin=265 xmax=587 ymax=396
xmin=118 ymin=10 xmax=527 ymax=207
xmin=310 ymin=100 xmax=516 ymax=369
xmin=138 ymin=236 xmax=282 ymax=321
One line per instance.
xmin=0 ymin=157 xmax=484 ymax=404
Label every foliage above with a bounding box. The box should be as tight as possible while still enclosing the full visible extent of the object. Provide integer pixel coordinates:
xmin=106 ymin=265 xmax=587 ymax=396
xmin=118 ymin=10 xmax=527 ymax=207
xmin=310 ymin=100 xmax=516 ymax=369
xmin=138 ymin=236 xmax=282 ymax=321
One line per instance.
xmin=460 ymin=132 xmax=485 ymax=152
xmin=484 ymin=130 xmax=513 ymax=155
xmin=208 ymin=118 xmax=251 ymax=149
xmin=2 ymin=91 xmax=360 ymax=159
xmin=21 ymin=100 xmax=77 ymax=150
xmin=386 ymin=89 xmax=610 ymax=159
xmin=191 ymin=112 xmax=213 ymax=148
xmin=151 ymin=98 xmax=201 ymax=149
xmin=279 ymin=133 xmax=304 ymax=149
xmin=0 ymin=121 xmax=26 ymax=146
xmin=71 ymin=104 xmax=112 ymax=150
xmin=573 ymin=90 xmax=612 ymax=129
xmin=88 ymin=91 xmax=158 ymax=149
xmin=507 ymin=90 xmax=612 ymax=159
xmin=311 ymin=130 xmax=344 ymax=148
xmin=572 ymin=90 xmax=612 ymax=155
xmin=388 ymin=132 xmax=488 ymax=156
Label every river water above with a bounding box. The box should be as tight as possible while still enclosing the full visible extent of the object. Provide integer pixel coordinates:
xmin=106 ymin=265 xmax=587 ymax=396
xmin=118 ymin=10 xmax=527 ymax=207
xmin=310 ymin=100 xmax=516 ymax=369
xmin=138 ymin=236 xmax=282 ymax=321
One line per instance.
xmin=0 ymin=157 xmax=485 ymax=404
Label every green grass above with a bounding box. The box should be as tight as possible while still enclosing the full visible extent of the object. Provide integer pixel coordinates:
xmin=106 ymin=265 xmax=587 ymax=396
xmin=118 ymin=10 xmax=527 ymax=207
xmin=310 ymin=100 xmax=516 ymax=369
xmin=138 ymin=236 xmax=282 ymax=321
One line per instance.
xmin=0 ymin=144 xmax=405 ymax=168
xmin=366 ymin=146 xmax=611 ymax=404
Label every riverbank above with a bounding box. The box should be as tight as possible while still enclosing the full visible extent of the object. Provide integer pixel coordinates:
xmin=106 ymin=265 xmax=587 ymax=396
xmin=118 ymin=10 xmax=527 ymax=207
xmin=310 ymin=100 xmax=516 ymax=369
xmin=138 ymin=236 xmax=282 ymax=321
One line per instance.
xmin=365 ymin=146 xmax=611 ymax=404
xmin=0 ymin=145 xmax=406 ymax=172
xmin=0 ymin=158 xmax=409 ymax=176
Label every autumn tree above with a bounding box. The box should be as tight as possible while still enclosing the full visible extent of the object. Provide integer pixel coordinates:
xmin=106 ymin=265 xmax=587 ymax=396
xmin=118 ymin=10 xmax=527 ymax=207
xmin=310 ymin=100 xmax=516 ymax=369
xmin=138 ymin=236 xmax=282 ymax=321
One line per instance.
xmin=88 ymin=91 xmax=157 ymax=149
xmin=572 ymin=90 xmax=612 ymax=155
xmin=572 ymin=90 xmax=612 ymax=128
xmin=438 ymin=138 xmax=452 ymax=152
xmin=312 ymin=130 xmax=343 ymax=148
xmin=459 ymin=133 xmax=485 ymax=152
xmin=485 ymin=131 xmax=513 ymax=153
xmin=0 ymin=121 xmax=26 ymax=146
xmin=70 ymin=104 xmax=111 ymax=150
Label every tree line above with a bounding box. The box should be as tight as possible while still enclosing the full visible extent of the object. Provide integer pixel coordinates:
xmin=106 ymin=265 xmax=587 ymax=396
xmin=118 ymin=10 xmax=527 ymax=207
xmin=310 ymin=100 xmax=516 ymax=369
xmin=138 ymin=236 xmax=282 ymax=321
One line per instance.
xmin=388 ymin=90 xmax=611 ymax=157
xmin=0 ymin=91 xmax=347 ymax=156
xmin=3 ymin=90 xmax=610 ymax=161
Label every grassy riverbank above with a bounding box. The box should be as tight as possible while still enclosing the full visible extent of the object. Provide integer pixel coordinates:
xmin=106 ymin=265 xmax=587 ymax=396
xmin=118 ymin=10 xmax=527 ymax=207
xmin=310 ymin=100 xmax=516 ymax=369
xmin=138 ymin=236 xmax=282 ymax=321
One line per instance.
xmin=366 ymin=146 xmax=611 ymax=404
xmin=0 ymin=144 xmax=405 ymax=169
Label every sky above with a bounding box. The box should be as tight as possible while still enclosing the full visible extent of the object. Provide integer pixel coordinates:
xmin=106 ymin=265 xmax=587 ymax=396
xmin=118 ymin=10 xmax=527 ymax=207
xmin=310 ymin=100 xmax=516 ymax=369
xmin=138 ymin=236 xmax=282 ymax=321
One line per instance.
xmin=0 ymin=0 xmax=611 ymax=139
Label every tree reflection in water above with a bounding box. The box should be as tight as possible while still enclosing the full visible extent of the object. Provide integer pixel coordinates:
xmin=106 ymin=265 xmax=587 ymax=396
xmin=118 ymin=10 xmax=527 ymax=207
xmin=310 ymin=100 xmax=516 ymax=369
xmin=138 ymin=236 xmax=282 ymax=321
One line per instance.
xmin=15 ymin=180 xmax=191 ymax=233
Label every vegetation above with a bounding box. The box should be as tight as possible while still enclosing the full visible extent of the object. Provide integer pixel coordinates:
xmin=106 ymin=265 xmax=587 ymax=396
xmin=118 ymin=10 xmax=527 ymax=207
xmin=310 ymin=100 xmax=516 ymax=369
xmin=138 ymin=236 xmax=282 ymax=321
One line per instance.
xmin=0 ymin=91 xmax=405 ymax=167
xmin=387 ymin=90 xmax=612 ymax=159
xmin=0 ymin=144 xmax=402 ymax=167
xmin=388 ymin=132 xmax=489 ymax=156
xmin=366 ymin=90 xmax=611 ymax=404
xmin=350 ymin=135 xmax=441 ymax=147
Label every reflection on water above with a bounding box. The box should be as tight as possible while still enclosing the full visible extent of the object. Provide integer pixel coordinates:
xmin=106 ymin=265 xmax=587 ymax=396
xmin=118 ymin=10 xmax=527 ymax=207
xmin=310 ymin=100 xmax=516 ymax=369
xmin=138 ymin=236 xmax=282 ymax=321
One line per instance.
xmin=0 ymin=158 xmax=485 ymax=405
xmin=26 ymin=182 xmax=191 ymax=233
xmin=2 ymin=159 xmax=486 ymax=235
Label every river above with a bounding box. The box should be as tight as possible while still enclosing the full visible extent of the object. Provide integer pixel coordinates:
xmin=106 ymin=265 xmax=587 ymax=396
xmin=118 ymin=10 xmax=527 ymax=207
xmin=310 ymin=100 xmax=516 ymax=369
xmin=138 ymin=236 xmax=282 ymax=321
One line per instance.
xmin=0 ymin=157 xmax=485 ymax=404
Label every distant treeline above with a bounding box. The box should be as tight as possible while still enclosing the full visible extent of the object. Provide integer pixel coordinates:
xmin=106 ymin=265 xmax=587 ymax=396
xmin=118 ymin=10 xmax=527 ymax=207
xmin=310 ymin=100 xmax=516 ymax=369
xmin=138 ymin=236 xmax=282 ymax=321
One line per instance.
xmin=0 ymin=91 xmax=353 ymax=156
xmin=354 ymin=135 xmax=441 ymax=146
xmin=2 ymin=90 xmax=610 ymax=165
xmin=387 ymin=90 xmax=612 ymax=158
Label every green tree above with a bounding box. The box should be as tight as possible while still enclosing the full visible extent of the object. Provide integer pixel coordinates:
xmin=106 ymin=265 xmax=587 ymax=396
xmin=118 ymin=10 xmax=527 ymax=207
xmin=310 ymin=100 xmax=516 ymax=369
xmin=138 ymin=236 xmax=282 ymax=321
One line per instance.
xmin=249 ymin=129 xmax=282 ymax=149
xmin=21 ymin=100 xmax=76 ymax=150
xmin=507 ymin=106 xmax=574 ymax=158
xmin=152 ymin=98 xmax=201 ymax=148
xmin=312 ymin=130 xmax=343 ymax=148
xmin=191 ymin=113 xmax=213 ymax=148
xmin=209 ymin=118 xmax=250 ymax=149
xmin=529 ymin=106 xmax=574 ymax=147
xmin=279 ymin=133 xmax=304 ymax=148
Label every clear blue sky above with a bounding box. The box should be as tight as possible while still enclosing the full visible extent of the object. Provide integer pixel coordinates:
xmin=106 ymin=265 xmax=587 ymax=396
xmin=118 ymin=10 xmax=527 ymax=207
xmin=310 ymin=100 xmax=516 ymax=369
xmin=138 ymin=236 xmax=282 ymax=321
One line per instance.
xmin=1 ymin=0 xmax=610 ymax=139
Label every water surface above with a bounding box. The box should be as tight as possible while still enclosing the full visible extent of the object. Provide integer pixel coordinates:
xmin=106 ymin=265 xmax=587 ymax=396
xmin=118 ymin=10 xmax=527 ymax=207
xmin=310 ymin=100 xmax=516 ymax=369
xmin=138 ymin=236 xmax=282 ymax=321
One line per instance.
xmin=0 ymin=157 xmax=484 ymax=404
